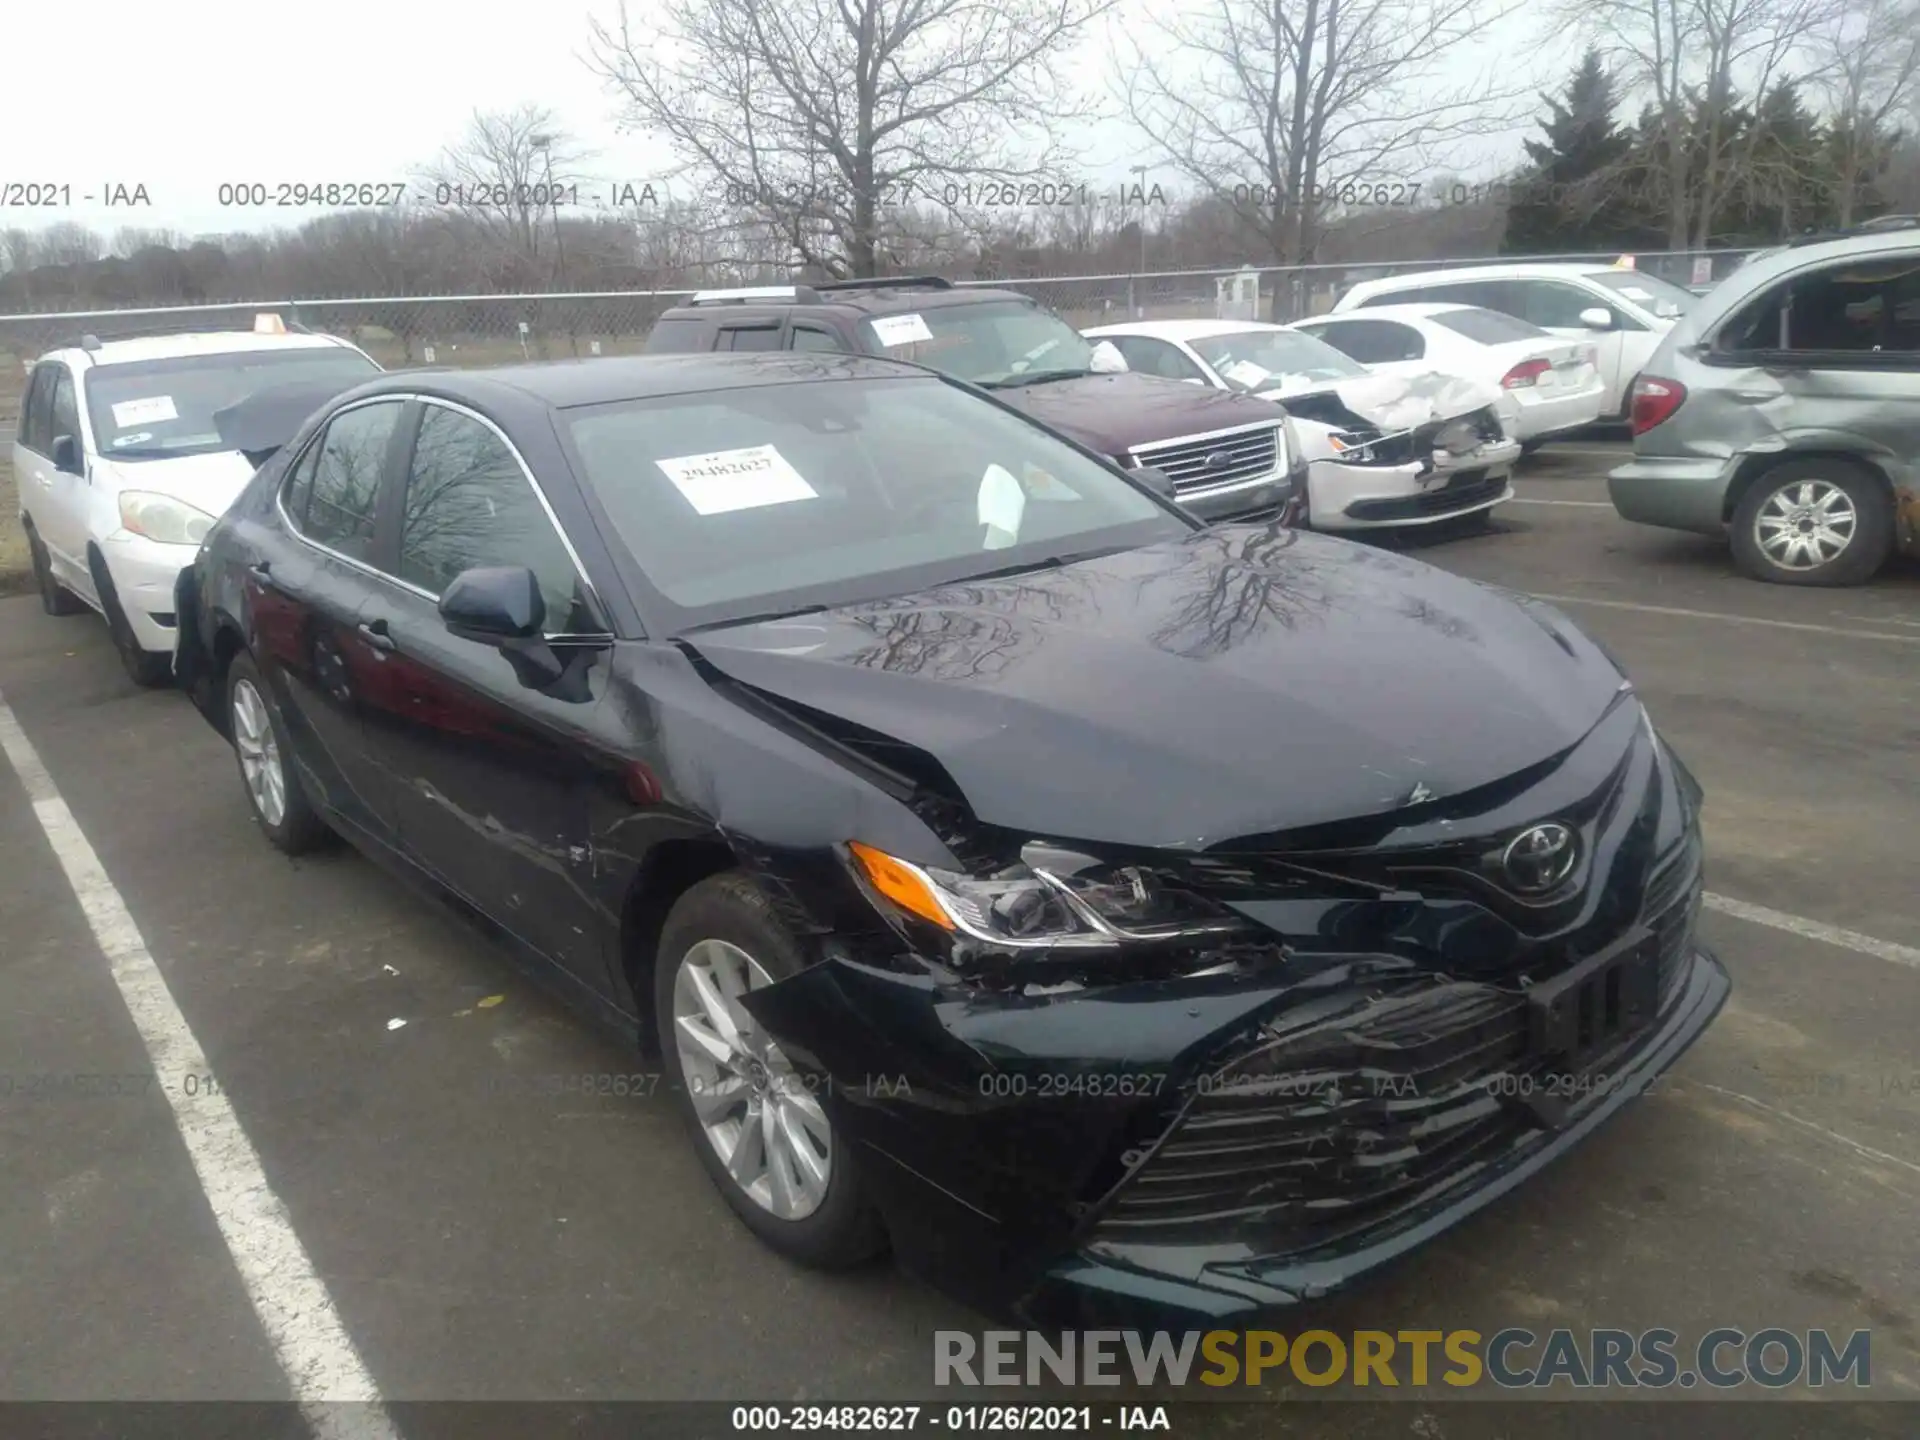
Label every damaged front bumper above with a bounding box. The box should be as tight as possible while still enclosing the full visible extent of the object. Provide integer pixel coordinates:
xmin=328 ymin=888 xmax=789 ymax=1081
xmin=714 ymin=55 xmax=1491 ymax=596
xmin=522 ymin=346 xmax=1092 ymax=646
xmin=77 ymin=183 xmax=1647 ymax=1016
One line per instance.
xmin=1305 ymin=435 xmax=1522 ymax=530
xmin=743 ymin=901 xmax=1725 ymax=1327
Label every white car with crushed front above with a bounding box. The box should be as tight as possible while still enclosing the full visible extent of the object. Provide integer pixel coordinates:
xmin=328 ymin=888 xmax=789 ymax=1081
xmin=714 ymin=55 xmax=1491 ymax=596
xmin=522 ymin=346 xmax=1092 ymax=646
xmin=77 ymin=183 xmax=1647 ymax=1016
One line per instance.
xmin=13 ymin=321 xmax=381 ymax=685
xmin=1084 ymin=318 xmax=1522 ymax=531
xmin=1290 ymin=304 xmax=1607 ymax=449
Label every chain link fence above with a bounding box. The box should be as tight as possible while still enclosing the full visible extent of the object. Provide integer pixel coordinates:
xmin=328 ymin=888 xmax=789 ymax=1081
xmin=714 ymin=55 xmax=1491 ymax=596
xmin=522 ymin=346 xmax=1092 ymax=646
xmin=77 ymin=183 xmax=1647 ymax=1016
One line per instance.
xmin=0 ymin=248 xmax=1752 ymax=424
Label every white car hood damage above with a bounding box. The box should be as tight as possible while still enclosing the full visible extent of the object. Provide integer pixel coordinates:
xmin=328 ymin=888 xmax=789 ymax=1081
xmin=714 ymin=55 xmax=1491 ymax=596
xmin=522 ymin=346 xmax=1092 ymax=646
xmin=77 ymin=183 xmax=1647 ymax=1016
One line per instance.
xmin=1255 ymin=369 xmax=1500 ymax=430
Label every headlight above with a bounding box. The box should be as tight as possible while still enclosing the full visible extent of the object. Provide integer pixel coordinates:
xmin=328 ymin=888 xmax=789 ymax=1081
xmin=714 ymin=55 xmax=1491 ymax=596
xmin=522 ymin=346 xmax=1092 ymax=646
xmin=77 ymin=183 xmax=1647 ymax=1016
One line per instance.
xmin=119 ymin=491 xmax=217 ymax=546
xmin=848 ymin=840 xmax=1251 ymax=951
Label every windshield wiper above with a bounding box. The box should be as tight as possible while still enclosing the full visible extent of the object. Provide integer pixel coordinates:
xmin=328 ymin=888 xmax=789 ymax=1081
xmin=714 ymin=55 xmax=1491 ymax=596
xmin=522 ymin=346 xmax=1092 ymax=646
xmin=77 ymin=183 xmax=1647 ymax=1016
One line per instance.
xmin=979 ymin=368 xmax=1093 ymax=390
xmin=681 ymin=602 xmax=833 ymax=635
xmin=962 ymin=545 xmax=1131 ymax=583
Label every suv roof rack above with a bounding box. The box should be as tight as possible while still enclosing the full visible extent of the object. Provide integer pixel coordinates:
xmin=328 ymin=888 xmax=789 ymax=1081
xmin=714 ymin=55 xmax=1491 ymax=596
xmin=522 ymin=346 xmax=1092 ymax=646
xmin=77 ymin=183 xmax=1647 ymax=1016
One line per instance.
xmin=1786 ymin=215 xmax=1920 ymax=247
xmin=687 ymin=284 xmax=824 ymax=305
xmin=811 ymin=275 xmax=954 ymax=293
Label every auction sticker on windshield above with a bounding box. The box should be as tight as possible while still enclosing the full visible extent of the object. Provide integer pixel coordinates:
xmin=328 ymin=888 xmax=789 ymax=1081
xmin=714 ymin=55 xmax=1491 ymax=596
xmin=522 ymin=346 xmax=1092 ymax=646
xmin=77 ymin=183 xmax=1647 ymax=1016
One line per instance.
xmin=870 ymin=313 xmax=935 ymax=347
xmin=1222 ymin=360 xmax=1272 ymax=390
xmin=111 ymin=396 xmax=179 ymax=427
xmin=656 ymin=444 xmax=818 ymax=516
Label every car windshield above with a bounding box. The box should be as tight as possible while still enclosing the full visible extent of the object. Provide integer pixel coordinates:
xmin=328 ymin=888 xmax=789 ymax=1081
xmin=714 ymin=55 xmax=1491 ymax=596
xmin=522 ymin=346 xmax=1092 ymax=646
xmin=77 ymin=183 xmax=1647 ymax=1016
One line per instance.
xmin=562 ymin=372 xmax=1186 ymax=632
xmin=1587 ymin=270 xmax=1696 ymax=318
xmin=861 ymin=299 xmax=1096 ymax=387
xmin=1432 ymin=307 xmax=1550 ymax=344
xmin=85 ymin=348 xmax=380 ymax=460
xmin=1189 ymin=329 xmax=1367 ymax=391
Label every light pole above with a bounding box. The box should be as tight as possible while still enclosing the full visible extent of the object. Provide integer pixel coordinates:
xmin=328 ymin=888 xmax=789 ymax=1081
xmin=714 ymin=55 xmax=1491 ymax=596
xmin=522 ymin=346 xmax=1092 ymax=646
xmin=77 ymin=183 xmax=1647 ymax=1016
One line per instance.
xmin=531 ymin=134 xmax=565 ymax=287
xmin=1130 ymin=164 xmax=1151 ymax=317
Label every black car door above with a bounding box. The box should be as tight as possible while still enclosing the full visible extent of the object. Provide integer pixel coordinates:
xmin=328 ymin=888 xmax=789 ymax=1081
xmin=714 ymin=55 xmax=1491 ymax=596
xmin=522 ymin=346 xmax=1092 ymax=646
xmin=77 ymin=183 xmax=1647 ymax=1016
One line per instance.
xmin=253 ymin=397 xmax=411 ymax=846
xmin=352 ymin=397 xmax=617 ymax=997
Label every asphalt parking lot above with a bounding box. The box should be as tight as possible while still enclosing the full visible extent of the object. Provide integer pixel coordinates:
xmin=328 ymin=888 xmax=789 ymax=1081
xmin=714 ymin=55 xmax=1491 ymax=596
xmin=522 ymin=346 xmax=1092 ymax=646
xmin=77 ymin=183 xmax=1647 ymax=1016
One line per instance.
xmin=1 ymin=438 xmax=1917 ymax=1433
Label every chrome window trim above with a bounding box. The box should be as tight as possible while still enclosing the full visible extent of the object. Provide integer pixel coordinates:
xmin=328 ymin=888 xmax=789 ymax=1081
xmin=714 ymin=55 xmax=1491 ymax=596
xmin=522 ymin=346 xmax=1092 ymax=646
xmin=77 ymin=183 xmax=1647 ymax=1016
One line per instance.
xmin=278 ymin=392 xmax=614 ymax=641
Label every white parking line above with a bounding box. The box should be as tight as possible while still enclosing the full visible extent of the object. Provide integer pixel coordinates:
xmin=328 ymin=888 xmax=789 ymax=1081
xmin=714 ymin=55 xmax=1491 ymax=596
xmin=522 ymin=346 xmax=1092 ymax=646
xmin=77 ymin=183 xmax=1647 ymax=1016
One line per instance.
xmin=0 ymin=691 xmax=397 ymax=1439
xmin=1529 ymin=592 xmax=1920 ymax=646
xmin=1507 ymin=497 xmax=1613 ymax=507
xmin=1703 ymin=892 xmax=1920 ymax=973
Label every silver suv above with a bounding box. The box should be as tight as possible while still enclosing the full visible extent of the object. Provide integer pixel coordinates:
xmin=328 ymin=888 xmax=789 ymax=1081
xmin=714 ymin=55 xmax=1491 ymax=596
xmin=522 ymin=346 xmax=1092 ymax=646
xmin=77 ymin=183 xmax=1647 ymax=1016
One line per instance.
xmin=1607 ymin=229 xmax=1919 ymax=586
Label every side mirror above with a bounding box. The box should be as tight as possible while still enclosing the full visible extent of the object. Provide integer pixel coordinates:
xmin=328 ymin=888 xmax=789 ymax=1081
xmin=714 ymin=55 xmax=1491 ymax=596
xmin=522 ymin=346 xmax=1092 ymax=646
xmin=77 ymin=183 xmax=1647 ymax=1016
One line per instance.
xmin=1088 ymin=340 xmax=1129 ymax=374
xmin=51 ymin=434 xmax=84 ymax=476
xmin=1132 ymin=465 xmax=1179 ymax=501
xmin=1578 ymin=307 xmax=1615 ymax=330
xmin=439 ymin=565 xmax=545 ymax=644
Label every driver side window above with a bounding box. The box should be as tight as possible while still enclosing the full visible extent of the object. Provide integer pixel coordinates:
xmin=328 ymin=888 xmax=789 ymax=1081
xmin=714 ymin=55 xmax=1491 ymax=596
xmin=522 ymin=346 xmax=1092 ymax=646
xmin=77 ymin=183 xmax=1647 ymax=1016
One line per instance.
xmin=396 ymin=404 xmax=592 ymax=632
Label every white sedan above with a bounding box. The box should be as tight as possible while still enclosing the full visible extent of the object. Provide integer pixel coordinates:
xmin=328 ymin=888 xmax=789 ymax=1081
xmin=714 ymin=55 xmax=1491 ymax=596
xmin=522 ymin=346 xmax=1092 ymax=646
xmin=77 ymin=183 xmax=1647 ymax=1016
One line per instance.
xmin=1083 ymin=318 xmax=1521 ymax=531
xmin=1291 ymin=303 xmax=1606 ymax=447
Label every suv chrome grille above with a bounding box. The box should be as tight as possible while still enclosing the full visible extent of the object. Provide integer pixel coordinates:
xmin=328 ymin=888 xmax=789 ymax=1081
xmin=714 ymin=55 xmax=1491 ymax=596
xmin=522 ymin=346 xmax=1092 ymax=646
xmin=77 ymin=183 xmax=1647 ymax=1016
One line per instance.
xmin=1131 ymin=423 xmax=1281 ymax=496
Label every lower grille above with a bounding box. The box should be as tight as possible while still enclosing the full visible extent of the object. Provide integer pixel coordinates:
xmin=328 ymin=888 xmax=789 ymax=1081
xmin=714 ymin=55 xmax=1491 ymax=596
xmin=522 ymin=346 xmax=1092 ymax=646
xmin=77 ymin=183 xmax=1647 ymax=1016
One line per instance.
xmin=1094 ymin=980 xmax=1532 ymax=1245
xmin=1088 ymin=842 xmax=1703 ymax=1253
xmin=1132 ymin=423 xmax=1281 ymax=494
xmin=1343 ymin=475 xmax=1506 ymax=521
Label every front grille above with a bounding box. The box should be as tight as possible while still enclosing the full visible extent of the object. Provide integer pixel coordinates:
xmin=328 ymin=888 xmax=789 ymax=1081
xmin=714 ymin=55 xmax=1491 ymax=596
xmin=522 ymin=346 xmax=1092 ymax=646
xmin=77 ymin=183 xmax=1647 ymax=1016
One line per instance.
xmin=1132 ymin=423 xmax=1281 ymax=496
xmin=1343 ymin=475 xmax=1506 ymax=521
xmin=1093 ymin=980 xmax=1533 ymax=1245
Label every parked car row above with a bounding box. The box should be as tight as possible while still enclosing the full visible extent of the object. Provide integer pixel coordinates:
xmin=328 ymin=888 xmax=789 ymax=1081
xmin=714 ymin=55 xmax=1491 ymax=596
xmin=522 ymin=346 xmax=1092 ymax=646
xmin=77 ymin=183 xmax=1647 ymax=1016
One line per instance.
xmin=11 ymin=299 xmax=1728 ymax=1328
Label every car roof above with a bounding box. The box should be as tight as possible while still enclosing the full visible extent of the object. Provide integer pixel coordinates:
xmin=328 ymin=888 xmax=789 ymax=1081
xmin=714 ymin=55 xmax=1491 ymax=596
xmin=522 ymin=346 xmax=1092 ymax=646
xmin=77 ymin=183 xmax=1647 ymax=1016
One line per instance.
xmin=1350 ymin=262 xmax=1620 ymax=290
xmin=665 ymin=284 xmax=1035 ymax=318
xmin=346 ymin=351 xmax=935 ymax=411
xmin=50 ymin=331 xmax=359 ymax=367
xmin=1084 ymin=319 xmax=1293 ymax=342
xmin=1301 ymin=302 xmax=1479 ymax=321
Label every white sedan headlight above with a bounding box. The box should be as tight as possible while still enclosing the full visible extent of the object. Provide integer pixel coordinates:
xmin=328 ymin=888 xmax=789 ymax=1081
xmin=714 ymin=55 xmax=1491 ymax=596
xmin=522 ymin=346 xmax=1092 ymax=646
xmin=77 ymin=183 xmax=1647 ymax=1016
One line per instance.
xmin=119 ymin=491 xmax=218 ymax=546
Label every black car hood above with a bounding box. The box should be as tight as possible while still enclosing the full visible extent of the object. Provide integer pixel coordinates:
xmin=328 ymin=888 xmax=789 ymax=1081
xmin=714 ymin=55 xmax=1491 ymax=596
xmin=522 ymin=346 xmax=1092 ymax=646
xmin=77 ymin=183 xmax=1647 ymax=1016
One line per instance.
xmin=988 ymin=372 xmax=1284 ymax=458
xmin=686 ymin=525 xmax=1626 ymax=850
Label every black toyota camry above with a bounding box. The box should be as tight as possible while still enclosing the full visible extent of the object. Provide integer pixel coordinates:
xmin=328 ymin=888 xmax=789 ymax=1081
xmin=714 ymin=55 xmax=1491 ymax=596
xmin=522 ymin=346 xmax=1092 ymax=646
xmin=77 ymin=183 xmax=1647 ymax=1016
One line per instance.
xmin=175 ymin=351 xmax=1727 ymax=1327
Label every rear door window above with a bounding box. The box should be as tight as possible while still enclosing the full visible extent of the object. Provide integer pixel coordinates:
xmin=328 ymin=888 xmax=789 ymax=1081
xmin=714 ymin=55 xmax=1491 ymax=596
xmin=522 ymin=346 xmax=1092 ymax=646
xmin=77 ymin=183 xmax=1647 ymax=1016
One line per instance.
xmin=299 ymin=400 xmax=406 ymax=563
xmin=719 ymin=325 xmax=784 ymax=352
xmin=1717 ymin=257 xmax=1920 ymax=360
xmin=1301 ymin=319 xmax=1425 ymax=363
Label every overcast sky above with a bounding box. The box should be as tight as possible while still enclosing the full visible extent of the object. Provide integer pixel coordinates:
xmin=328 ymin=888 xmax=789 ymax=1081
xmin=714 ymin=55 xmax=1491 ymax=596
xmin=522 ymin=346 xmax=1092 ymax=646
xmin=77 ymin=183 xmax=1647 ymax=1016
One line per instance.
xmin=7 ymin=0 xmax=1551 ymax=240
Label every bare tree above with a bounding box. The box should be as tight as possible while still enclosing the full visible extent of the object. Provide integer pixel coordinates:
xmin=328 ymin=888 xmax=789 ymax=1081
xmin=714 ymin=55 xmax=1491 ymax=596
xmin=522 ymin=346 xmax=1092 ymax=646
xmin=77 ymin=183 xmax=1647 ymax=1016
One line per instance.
xmin=585 ymin=0 xmax=1116 ymax=278
xmin=1808 ymin=0 xmax=1920 ymax=224
xmin=1572 ymin=0 xmax=1837 ymax=247
xmin=1117 ymin=0 xmax=1527 ymax=309
xmin=418 ymin=105 xmax=592 ymax=287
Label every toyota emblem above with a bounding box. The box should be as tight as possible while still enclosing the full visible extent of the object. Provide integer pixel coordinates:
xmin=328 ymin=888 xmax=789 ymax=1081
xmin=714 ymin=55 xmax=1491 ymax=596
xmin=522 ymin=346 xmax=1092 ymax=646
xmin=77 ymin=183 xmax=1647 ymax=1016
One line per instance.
xmin=1502 ymin=822 xmax=1578 ymax=893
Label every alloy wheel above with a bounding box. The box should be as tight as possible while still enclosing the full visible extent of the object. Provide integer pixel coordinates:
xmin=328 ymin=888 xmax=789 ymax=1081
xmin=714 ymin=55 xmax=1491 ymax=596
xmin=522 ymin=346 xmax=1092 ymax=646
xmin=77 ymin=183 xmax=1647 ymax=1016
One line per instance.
xmin=1753 ymin=479 xmax=1856 ymax=571
xmin=231 ymin=678 xmax=288 ymax=828
xmin=671 ymin=938 xmax=832 ymax=1220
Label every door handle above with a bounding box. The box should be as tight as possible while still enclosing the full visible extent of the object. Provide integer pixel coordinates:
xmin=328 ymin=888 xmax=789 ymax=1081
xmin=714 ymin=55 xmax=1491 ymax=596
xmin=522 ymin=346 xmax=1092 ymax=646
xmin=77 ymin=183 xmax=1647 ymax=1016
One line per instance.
xmin=358 ymin=619 xmax=397 ymax=653
xmin=246 ymin=561 xmax=281 ymax=591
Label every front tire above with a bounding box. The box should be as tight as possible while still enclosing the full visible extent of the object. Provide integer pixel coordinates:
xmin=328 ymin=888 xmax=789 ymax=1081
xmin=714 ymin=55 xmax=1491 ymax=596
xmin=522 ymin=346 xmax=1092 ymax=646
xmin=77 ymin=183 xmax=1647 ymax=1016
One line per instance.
xmin=226 ymin=650 xmax=332 ymax=854
xmin=1729 ymin=458 xmax=1895 ymax=587
xmin=654 ymin=872 xmax=885 ymax=1269
xmin=26 ymin=522 xmax=86 ymax=616
xmin=91 ymin=557 xmax=172 ymax=687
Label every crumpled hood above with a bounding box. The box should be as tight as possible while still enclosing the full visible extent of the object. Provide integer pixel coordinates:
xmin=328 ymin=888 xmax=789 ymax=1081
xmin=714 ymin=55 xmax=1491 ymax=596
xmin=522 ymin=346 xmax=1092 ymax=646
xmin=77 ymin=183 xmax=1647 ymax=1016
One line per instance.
xmin=991 ymin=372 xmax=1286 ymax=458
xmin=1256 ymin=370 xmax=1500 ymax=431
xmin=687 ymin=525 xmax=1625 ymax=849
xmin=98 ymin=449 xmax=259 ymax=520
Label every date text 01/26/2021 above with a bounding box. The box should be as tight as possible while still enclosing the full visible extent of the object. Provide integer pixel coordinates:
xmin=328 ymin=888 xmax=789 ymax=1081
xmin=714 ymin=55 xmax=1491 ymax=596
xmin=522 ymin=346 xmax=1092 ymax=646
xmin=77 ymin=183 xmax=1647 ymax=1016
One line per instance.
xmin=730 ymin=1406 xmax=1171 ymax=1432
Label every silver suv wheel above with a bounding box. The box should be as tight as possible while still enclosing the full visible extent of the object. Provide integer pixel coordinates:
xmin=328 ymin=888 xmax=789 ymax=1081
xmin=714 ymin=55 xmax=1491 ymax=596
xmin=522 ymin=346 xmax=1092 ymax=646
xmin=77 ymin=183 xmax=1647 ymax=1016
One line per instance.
xmin=1752 ymin=478 xmax=1856 ymax=571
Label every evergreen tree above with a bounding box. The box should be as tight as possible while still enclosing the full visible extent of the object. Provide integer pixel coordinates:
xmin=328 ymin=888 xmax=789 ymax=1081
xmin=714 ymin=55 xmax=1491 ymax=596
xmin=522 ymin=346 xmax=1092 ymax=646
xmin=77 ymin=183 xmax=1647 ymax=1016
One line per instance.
xmin=1503 ymin=49 xmax=1635 ymax=253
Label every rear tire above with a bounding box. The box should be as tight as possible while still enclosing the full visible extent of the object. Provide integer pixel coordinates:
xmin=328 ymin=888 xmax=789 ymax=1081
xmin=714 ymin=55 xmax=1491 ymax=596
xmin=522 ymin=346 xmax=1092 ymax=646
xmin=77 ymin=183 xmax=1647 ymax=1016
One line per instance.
xmin=26 ymin=522 xmax=86 ymax=616
xmin=1729 ymin=458 xmax=1894 ymax=587
xmin=225 ymin=650 xmax=332 ymax=854
xmin=654 ymin=872 xmax=886 ymax=1269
